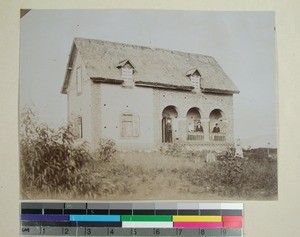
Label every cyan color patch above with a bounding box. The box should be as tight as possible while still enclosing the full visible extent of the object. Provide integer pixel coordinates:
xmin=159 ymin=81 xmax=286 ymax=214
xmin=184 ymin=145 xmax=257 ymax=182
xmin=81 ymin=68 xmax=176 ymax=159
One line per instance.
xmin=69 ymin=215 xmax=120 ymax=222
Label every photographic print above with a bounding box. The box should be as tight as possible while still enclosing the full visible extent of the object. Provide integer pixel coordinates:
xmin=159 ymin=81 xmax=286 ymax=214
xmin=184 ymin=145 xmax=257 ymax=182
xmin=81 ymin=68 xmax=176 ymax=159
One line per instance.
xmin=20 ymin=10 xmax=277 ymax=200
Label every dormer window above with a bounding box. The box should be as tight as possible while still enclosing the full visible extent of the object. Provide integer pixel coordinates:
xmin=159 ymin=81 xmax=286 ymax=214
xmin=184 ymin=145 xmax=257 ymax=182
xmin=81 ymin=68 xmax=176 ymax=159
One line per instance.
xmin=186 ymin=69 xmax=201 ymax=93
xmin=117 ymin=59 xmax=135 ymax=87
xmin=122 ymin=64 xmax=133 ymax=85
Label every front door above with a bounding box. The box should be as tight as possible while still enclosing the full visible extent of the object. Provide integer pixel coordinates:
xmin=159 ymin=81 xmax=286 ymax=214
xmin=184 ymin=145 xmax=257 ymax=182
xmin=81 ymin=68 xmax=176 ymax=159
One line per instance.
xmin=162 ymin=118 xmax=172 ymax=143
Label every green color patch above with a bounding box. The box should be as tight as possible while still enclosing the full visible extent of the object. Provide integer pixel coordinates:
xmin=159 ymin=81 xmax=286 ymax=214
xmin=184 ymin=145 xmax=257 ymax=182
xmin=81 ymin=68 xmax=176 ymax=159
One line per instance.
xmin=121 ymin=215 xmax=172 ymax=222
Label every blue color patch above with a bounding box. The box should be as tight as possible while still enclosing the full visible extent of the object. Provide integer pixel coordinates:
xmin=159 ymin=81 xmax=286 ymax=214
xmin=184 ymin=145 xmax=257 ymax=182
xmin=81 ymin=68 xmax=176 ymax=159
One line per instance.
xmin=69 ymin=215 xmax=120 ymax=222
xmin=21 ymin=214 xmax=69 ymax=221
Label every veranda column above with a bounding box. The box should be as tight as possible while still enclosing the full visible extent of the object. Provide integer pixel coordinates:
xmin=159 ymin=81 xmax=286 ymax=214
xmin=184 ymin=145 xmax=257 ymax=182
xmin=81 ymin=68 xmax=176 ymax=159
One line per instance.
xmin=178 ymin=117 xmax=187 ymax=142
xmin=201 ymin=118 xmax=210 ymax=142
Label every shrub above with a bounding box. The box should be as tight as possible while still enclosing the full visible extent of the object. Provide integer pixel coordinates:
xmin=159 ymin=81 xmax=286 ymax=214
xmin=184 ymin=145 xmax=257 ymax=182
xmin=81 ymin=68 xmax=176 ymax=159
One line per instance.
xmin=95 ymin=139 xmax=116 ymax=162
xmin=20 ymin=108 xmax=95 ymax=198
xmin=188 ymin=147 xmax=277 ymax=198
xmin=217 ymin=148 xmax=245 ymax=187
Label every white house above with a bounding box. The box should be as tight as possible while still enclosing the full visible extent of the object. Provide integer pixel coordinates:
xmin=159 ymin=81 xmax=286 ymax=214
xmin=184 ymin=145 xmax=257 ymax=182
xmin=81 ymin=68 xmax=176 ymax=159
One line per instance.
xmin=61 ymin=38 xmax=239 ymax=151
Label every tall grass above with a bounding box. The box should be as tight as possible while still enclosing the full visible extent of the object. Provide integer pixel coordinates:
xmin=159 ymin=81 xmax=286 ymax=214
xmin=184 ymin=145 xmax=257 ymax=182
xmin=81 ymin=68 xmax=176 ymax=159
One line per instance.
xmin=187 ymin=149 xmax=277 ymax=198
xmin=20 ymin=108 xmax=98 ymax=198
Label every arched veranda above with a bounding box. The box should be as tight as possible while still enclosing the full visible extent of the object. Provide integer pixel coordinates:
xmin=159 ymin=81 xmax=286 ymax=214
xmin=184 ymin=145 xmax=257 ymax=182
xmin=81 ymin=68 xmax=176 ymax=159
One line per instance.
xmin=162 ymin=106 xmax=178 ymax=143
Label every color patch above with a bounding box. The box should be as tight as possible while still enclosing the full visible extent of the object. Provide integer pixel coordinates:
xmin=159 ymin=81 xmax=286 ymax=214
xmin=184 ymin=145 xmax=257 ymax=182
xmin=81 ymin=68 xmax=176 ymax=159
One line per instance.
xmin=70 ymin=221 xmax=122 ymax=227
xmin=173 ymin=216 xmax=221 ymax=222
xmin=122 ymin=221 xmax=173 ymax=228
xmin=21 ymin=214 xmax=69 ymax=221
xmin=69 ymin=215 xmax=120 ymax=222
xmin=20 ymin=202 xmax=243 ymax=236
xmin=222 ymin=216 xmax=243 ymax=222
xmin=173 ymin=222 xmax=223 ymax=228
xmin=121 ymin=215 xmax=172 ymax=222
xmin=223 ymin=221 xmax=243 ymax=228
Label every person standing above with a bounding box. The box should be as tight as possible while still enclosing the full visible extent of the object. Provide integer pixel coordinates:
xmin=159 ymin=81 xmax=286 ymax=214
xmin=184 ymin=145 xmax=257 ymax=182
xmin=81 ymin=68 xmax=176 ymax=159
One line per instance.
xmin=235 ymin=139 xmax=244 ymax=158
xmin=165 ymin=119 xmax=172 ymax=142
xmin=212 ymin=123 xmax=220 ymax=133
xmin=195 ymin=121 xmax=203 ymax=132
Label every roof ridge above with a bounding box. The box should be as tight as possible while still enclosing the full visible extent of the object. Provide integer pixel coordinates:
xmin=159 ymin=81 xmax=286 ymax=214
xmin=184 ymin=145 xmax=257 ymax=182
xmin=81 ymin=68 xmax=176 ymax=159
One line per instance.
xmin=73 ymin=37 xmax=216 ymax=63
xmin=61 ymin=37 xmax=239 ymax=95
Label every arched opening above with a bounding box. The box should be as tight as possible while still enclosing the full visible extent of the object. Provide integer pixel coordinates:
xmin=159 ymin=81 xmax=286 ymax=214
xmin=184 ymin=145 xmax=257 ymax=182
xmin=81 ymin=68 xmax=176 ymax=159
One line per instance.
xmin=209 ymin=109 xmax=226 ymax=141
xmin=186 ymin=107 xmax=204 ymax=141
xmin=186 ymin=107 xmax=202 ymax=132
xmin=162 ymin=106 xmax=178 ymax=143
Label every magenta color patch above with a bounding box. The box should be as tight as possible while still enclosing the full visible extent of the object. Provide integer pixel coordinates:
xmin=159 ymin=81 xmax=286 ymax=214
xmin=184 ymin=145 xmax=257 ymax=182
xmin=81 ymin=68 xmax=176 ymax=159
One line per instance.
xmin=173 ymin=222 xmax=223 ymax=228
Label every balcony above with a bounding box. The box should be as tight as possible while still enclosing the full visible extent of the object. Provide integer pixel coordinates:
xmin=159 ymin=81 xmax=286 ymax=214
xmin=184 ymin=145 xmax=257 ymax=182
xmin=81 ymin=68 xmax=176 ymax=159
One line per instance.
xmin=210 ymin=133 xmax=226 ymax=142
xmin=187 ymin=132 xmax=204 ymax=141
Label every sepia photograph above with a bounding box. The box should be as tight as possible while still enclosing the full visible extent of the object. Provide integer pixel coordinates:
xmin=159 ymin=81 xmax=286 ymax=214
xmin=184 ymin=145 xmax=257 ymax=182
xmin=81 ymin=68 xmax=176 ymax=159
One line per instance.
xmin=19 ymin=10 xmax=277 ymax=200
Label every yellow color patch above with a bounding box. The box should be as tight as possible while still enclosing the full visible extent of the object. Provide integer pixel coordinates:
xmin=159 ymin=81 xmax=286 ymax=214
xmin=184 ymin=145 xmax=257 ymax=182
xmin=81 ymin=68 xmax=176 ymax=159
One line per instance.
xmin=173 ymin=216 xmax=222 ymax=222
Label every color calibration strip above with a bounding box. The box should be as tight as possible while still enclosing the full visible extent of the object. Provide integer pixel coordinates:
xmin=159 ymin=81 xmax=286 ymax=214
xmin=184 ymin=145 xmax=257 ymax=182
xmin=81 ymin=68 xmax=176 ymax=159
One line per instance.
xmin=21 ymin=203 xmax=243 ymax=236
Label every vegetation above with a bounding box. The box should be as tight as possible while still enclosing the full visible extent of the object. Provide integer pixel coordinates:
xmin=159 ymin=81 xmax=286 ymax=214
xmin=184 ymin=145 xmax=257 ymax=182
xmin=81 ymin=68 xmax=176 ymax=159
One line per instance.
xmin=189 ymin=148 xmax=277 ymax=198
xmin=20 ymin=108 xmax=98 ymax=198
xmin=20 ymin=108 xmax=277 ymax=200
xmin=95 ymin=139 xmax=116 ymax=162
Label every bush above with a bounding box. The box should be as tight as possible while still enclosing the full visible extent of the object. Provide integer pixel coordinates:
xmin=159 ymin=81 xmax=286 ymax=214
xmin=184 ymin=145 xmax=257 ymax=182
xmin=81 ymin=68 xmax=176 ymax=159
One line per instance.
xmin=20 ymin=108 xmax=96 ymax=198
xmin=95 ymin=139 xmax=116 ymax=162
xmin=188 ymin=147 xmax=277 ymax=198
xmin=217 ymin=148 xmax=245 ymax=187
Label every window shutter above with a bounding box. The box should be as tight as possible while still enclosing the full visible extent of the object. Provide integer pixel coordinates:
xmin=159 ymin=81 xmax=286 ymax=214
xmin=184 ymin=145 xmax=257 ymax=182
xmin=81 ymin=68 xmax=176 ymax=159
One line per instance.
xmin=77 ymin=116 xmax=82 ymax=138
xmin=121 ymin=113 xmax=135 ymax=137
xmin=133 ymin=114 xmax=140 ymax=137
xmin=120 ymin=114 xmax=125 ymax=137
xmin=76 ymin=67 xmax=82 ymax=94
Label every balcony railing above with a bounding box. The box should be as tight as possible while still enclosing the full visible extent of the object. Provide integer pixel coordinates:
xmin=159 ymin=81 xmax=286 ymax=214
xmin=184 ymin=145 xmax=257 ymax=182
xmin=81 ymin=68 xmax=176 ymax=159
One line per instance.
xmin=210 ymin=133 xmax=226 ymax=141
xmin=187 ymin=132 xmax=204 ymax=141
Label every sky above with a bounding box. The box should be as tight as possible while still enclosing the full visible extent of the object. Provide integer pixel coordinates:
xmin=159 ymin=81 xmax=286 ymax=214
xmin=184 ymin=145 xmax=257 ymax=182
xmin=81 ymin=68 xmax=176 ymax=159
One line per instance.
xmin=20 ymin=10 xmax=277 ymax=148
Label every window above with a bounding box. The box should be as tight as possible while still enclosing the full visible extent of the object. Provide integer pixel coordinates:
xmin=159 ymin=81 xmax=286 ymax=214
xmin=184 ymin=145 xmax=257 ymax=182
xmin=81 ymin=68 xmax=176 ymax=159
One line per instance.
xmin=77 ymin=116 xmax=82 ymax=138
xmin=122 ymin=67 xmax=134 ymax=85
xmin=186 ymin=69 xmax=201 ymax=93
xmin=117 ymin=59 xmax=135 ymax=87
xmin=76 ymin=67 xmax=82 ymax=94
xmin=121 ymin=113 xmax=139 ymax=138
xmin=190 ymin=74 xmax=200 ymax=92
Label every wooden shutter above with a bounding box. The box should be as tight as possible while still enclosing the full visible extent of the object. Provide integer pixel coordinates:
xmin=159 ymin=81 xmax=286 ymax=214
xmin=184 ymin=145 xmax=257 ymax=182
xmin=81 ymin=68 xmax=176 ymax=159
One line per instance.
xmin=133 ymin=115 xmax=140 ymax=137
xmin=121 ymin=114 xmax=133 ymax=137
xmin=76 ymin=67 xmax=82 ymax=94
xmin=77 ymin=116 xmax=82 ymax=138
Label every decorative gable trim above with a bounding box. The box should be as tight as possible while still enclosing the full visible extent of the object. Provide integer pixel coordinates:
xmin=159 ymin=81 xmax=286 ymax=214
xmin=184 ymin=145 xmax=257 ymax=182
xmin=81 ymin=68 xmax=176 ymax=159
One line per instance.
xmin=186 ymin=68 xmax=201 ymax=77
xmin=116 ymin=58 xmax=135 ymax=70
xmin=186 ymin=68 xmax=201 ymax=92
xmin=61 ymin=42 xmax=78 ymax=94
xmin=117 ymin=58 xmax=135 ymax=87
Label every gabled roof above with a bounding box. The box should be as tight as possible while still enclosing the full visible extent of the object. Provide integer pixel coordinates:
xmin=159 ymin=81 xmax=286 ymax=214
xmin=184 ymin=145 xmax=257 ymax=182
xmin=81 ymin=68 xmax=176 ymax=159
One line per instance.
xmin=186 ymin=68 xmax=201 ymax=77
xmin=61 ymin=38 xmax=239 ymax=94
xmin=116 ymin=58 xmax=135 ymax=69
